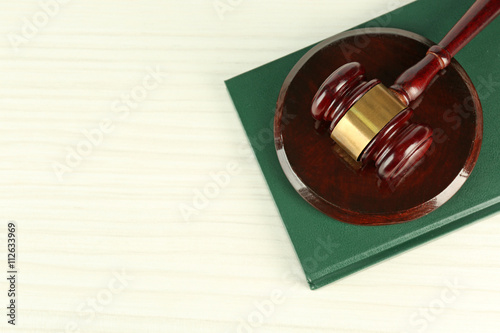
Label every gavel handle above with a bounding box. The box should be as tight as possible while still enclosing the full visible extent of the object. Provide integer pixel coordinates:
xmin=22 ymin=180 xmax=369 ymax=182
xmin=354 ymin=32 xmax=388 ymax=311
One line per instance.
xmin=391 ymin=0 xmax=500 ymax=105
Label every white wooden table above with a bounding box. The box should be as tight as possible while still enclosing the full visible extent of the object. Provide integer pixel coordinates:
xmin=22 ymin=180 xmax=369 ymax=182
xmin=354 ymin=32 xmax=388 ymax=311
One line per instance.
xmin=0 ymin=1 xmax=499 ymax=332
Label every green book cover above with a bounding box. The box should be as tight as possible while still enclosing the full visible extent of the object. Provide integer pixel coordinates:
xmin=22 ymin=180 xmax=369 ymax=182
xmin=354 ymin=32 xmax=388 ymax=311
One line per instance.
xmin=225 ymin=0 xmax=500 ymax=289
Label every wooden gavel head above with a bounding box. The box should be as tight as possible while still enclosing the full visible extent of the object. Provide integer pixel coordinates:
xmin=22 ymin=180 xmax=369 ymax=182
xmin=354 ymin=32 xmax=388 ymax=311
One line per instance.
xmin=311 ymin=62 xmax=433 ymax=181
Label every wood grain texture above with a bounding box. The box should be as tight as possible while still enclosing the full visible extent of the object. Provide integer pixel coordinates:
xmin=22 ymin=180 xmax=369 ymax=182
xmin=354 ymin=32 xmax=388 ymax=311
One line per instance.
xmin=0 ymin=1 xmax=499 ymax=332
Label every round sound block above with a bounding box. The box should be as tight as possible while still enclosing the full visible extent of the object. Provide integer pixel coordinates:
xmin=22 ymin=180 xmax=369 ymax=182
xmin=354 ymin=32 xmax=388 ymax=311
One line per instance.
xmin=274 ymin=28 xmax=482 ymax=226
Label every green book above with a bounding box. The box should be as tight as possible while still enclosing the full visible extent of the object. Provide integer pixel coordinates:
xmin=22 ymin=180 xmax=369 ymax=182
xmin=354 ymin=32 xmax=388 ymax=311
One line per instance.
xmin=225 ymin=0 xmax=500 ymax=289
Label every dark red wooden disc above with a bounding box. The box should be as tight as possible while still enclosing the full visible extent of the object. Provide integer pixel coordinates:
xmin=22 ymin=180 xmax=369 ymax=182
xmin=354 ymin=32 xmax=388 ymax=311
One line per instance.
xmin=274 ymin=28 xmax=482 ymax=225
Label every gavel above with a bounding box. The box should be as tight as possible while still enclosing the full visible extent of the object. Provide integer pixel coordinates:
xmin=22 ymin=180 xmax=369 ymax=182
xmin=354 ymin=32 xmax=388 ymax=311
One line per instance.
xmin=311 ymin=0 xmax=500 ymax=181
